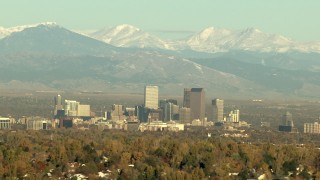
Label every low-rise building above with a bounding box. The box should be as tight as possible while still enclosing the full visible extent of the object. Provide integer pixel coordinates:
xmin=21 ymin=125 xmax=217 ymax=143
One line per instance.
xmin=139 ymin=121 xmax=184 ymax=132
xmin=0 ymin=117 xmax=11 ymax=129
xmin=27 ymin=117 xmax=48 ymax=130
xmin=96 ymin=120 xmax=127 ymax=130
xmin=304 ymin=122 xmax=320 ymax=134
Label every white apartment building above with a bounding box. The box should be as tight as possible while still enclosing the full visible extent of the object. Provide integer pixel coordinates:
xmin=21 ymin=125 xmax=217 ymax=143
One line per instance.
xmin=304 ymin=122 xmax=320 ymax=134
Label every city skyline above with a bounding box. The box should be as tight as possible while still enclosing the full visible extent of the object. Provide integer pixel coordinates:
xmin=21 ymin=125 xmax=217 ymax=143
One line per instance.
xmin=1 ymin=1 xmax=320 ymax=41
xmin=4 ymin=85 xmax=317 ymax=134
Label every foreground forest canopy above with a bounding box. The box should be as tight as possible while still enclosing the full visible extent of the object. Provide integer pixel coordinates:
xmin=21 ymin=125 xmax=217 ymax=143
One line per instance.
xmin=0 ymin=129 xmax=319 ymax=179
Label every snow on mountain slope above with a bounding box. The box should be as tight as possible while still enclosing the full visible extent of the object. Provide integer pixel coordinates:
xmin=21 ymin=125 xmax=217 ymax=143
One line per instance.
xmin=2 ymin=23 xmax=320 ymax=53
xmin=0 ymin=22 xmax=57 ymax=39
xmin=185 ymin=27 xmax=296 ymax=53
xmin=0 ymin=22 xmax=117 ymax=55
xmin=185 ymin=27 xmax=234 ymax=52
xmin=89 ymin=24 xmax=320 ymax=53
xmin=294 ymin=41 xmax=320 ymax=53
xmin=89 ymin=24 xmax=174 ymax=50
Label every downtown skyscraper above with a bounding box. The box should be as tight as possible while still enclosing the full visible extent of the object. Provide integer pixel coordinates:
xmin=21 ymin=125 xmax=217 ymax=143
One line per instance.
xmin=212 ymin=98 xmax=224 ymax=121
xmin=53 ymin=94 xmax=63 ymax=116
xmin=183 ymin=88 xmax=191 ymax=108
xmin=190 ymin=88 xmax=205 ymax=120
xmin=144 ymin=85 xmax=159 ymax=109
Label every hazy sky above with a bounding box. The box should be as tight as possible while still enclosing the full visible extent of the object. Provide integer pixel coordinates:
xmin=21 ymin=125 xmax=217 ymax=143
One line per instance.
xmin=1 ymin=0 xmax=319 ymax=41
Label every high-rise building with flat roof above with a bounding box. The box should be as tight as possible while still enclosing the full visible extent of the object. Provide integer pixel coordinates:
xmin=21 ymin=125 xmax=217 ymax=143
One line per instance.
xmin=54 ymin=94 xmax=63 ymax=116
xmin=164 ymin=102 xmax=173 ymax=121
xmin=212 ymin=99 xmax=224 ymax=122
xmin=279 ymin=112 xmax=296 ymax=132
xmin=226 ymin=110 xmax=240 ymax=123
xmin=111 ymin=104 xmax=125 ymax=120
xmin=64 ymin=100 xmax=79 ymax=116
xmin=282 ymin=112 xmax=294 ymax=127
xmin=190 ymin=88 xmax=205 ymax=120
xmin=183 ymin=88 xmax=191 ymax=108
xmin=144 ymin=85 xmax=159 ymax=109
xmin=179 ymin=107 xmax=191 ymax=124
xmin=77 ymin=105 xmax=91 ymax=117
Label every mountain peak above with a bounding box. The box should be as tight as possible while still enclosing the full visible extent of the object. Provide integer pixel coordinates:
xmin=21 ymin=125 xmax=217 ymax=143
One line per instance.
xmin=241 ymin=27 xmax=262 ymax=34
xmin=115 ymin=24 xmax=140 ymax=31
xmin=0 ymin=22 xmax=60 ymax=39
xmin=36 ymin=22 xmax=58 ymax=27
xmin=89 ymin=24 xmax=174 ymax=49
xmin=199 ymin=27 xmax=215 ymax=39
xmin=7 ymin=22 xmax=59 ymax=30
xmin=111 ymin=24 xmax=141 ymax=37
xmin=201 ymin=26 xmax=215 ymax=32
xmin=197 ymin=26 xmax=233 ymax=39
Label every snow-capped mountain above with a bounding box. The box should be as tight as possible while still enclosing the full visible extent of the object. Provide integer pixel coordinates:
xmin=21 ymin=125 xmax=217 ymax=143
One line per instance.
xmin=89 ymin=24 xmax=174 ymax=50
xmin=1 ymin=22 xmax=320 ymax=98
xmin=0 ymin=23 xmax=266 ymax=97
xmin=0 ymin=27 xmax=11 ymax=39
xmin=2 ymin=23 xmax=320 ymax=53
xmin=88 ymin=24 xmax=320 ymax=53
xmin=0 ymin=22 xmax=117 ymax=55
xmin=185 ymin=27 xmax=298 ymax=53
xmin=184 ymin=27 xmax=235 ymax=52
xmin=0 ymin=22 xmax=57 ymax=39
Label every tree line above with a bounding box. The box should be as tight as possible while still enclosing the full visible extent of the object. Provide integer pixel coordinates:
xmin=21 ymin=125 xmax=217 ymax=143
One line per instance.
xmin=0 ymin=129 xmax=319 ymax=179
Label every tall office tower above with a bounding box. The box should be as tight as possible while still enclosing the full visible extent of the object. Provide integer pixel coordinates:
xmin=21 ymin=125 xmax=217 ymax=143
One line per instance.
xmin=183 ymin=88 xmax=191 ymax=108
xmin=159 ymin=99 xmax=168 ymax=110
xmin=111 ymin=104 xmax=125 ymax=120
xmin=190 ymin=88 xmax=205 ymax=120
xmin=212 ymin=99 xmax=224 ymax=122
xmin=77 ymin=105 xmax=91 ymax=117
xmin=234 ymin=109 xmax=240 ymax=122
xmin=112 ymin=104 xmax=123 ymax=116
xmin=160 ymin=99 xmax=179 ymax=121
xmin=144 ymin=85 xmax=159 ymax=109
xmin=164 ymin=102 xmax=173 ymax=121
xmin=279 ymin=111 xmax=295 ymax=132
xmin=167 ymin=99 xmax=178 ymax=105
xmin=136 ymin=105 xmax=147 ymax=122
xmin=53 ymin=94 xmax=63 ymax=116
xmin=64 ymin=100 xmax=79 ymax=116
xmin=282 ymin=111 xmax=294 ymax=127
xmin=179 ymin=107 xmax=191 ymax=124
xmin=172 ymin=104 xmax=180 ymax=120
xmin=226 ymin=110 xmax=240 ymax=123
xmin=55 ymin=94 xmax=62 ymax=107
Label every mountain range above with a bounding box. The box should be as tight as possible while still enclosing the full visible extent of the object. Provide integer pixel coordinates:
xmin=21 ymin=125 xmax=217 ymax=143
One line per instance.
xmin=87 ymin=24 xmax=320 ymax=53
xmin=0 ymin=22 xmax=320 ymax=99
xmin=3 ymin=23 xmax=320 ymax=53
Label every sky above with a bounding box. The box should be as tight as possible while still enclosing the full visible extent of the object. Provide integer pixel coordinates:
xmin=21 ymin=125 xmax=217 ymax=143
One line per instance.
xmin=1 ymin=0 xmax=319 ymax=41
